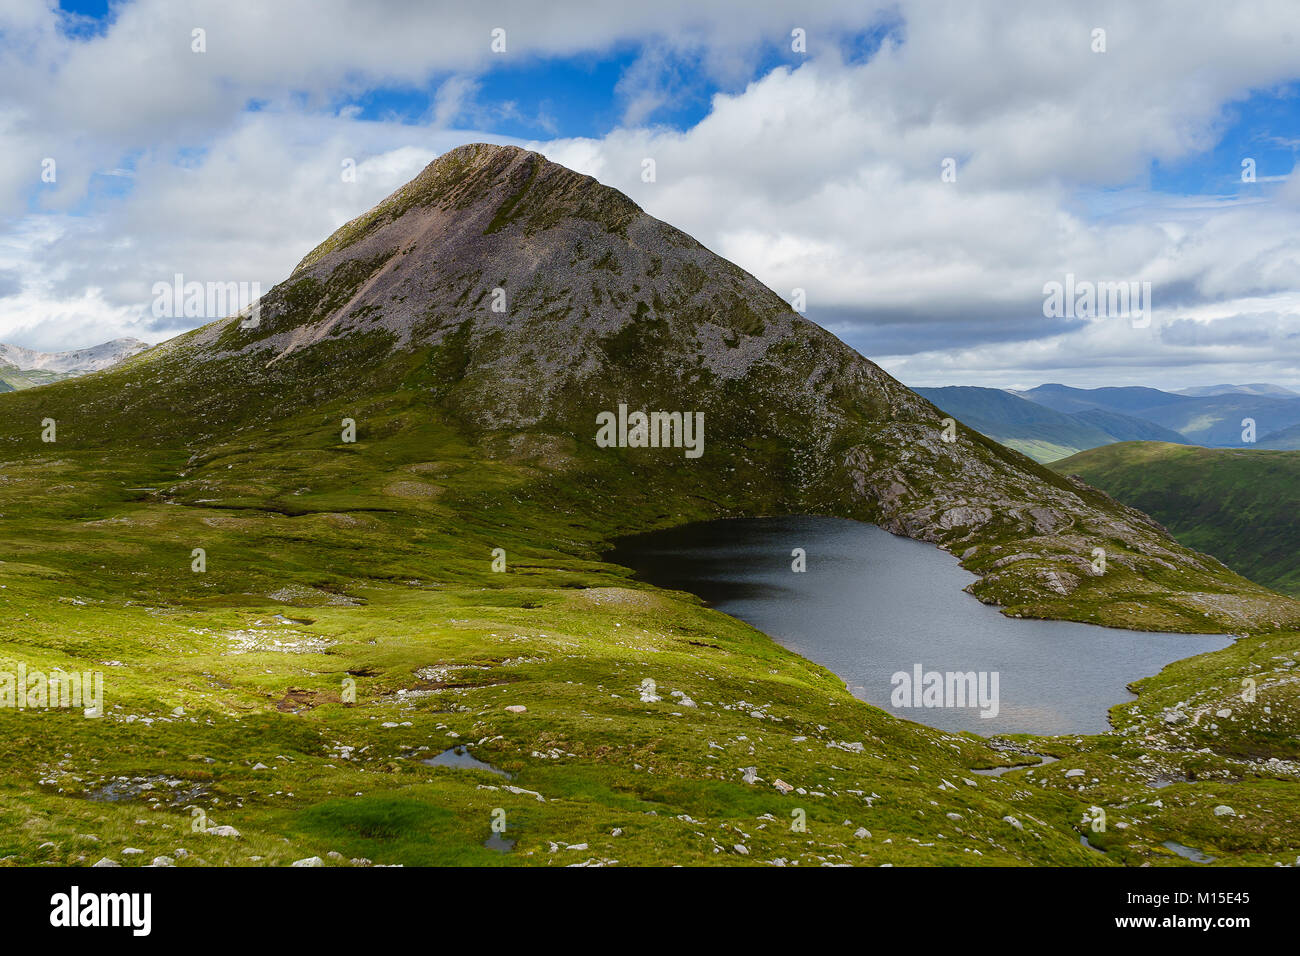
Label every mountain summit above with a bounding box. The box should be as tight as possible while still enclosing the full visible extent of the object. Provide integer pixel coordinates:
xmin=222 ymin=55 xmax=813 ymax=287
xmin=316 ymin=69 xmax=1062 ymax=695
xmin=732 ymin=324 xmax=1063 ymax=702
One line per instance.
xmin=4 ymin=143 xmax=1294 ymax=631
xmin=0 ymin=336 xmax=148 ymax=373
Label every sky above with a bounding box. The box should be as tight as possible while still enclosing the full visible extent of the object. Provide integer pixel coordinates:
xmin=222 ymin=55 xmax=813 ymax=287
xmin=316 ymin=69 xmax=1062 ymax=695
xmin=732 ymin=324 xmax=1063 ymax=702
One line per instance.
xmin=1 ymin=0 xmax=1299 ymax=390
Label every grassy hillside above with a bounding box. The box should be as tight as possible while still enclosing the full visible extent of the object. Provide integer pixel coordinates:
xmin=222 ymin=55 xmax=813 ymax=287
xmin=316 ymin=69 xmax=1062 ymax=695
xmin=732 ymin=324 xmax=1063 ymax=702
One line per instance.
xmin=2 ymin=381 xmax=1299 ymax=866
xmin=1056 ymin=442 xmax=1300 ymax=597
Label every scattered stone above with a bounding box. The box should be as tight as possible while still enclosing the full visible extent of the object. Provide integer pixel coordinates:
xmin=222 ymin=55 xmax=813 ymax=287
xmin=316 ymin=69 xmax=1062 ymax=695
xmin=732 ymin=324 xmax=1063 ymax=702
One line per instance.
xmin=505 ymin=705 xmax=527 ymax=714
xmin=205 ymin=825 xmax=240 ymax=838
xmin=291 ymin=856 xmax=325 ymax=867
xmin=773 ymin=779 xmax=794 ymax=794
xmin=1213 ymin=805 xmax=1236 ymax=817
xmin=1002 ymin=815 xmax=1024 ymax=831
xmin=504 ymin=785 xmax=545 ymax=802
xmin=91 ymin=858 xmax=120 ymax=867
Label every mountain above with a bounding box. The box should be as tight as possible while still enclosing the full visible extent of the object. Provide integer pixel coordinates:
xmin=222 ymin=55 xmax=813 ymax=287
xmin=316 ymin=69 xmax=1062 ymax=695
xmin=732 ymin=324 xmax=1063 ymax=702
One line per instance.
xmin=1019 ymin=383 xmax=1300 ymax=447
xmin=1139 ymin=393 xmax=1300 ymax=446
xmin=0 ymin=143 xmax=1281 ymax=631
xmin=1177 ymin=383 xmax=1298 ymax=398
xmin=1259 ymin=421 xmax=1300 ymax=450
xmin=1056 ymin=442 xmax=1300 ymax=597
xmin=917 ymin=385 xmax=1186 ymax=462
xmin=1068 ymin=406 xmax=1189 ymax=444
xmin=915 ymin=386 xmax=1114 ymax=461
xmin=0 ymin=336 xmax=149 ymax=373
xmin=0 ymin=336 xmax=150 ymax=390
xmin=1018 ymin=383 xmax=1192 ymax=416
xmin=1 ymin=144 xmax=1297 ymax=867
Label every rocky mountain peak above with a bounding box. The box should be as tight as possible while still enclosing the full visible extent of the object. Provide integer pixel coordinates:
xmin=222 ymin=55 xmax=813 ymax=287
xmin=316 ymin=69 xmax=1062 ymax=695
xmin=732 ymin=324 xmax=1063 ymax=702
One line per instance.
xmin=45 ymin=146 xmax=1299 ymax=632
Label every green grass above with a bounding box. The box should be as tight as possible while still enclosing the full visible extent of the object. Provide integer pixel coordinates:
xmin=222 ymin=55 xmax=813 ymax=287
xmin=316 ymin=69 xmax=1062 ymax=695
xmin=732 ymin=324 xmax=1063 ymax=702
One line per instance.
xmin=0 ymin=386 xmax=1296 ymax=866
xmin=1056 ymin=442 xmax=1300 ymax=596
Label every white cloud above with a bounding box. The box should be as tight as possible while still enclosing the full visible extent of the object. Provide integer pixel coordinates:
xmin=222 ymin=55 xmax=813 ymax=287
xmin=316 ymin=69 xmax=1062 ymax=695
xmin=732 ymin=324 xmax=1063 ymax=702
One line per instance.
xmin=3 ymin=0 xmax=1300 ymax=389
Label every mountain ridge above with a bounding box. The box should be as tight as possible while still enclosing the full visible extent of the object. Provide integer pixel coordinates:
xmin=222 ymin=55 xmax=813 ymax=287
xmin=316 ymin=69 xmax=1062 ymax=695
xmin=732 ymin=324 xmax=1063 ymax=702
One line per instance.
xmin=929 ymin=382 xmax=1300 ymax=455
xmin=0 ymin=336 xmax=149 ymax=373
xmin=0 ymin=336 xmax=149 ymax=391
xmin=915 ymin=385 xmax=1188 ymax=462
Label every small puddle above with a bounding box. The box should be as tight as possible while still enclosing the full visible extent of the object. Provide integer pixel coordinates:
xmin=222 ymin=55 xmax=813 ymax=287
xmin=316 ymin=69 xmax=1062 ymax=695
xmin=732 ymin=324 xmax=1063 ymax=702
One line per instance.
xmin=1080 ymin=835 xmax=1107 ymax=854
xmin=1146 ymin=775 xmax=1192 ymax=789
xmin=422 ymin=746 xmax=511 ymax=778
xmin=483 ymin=832 xmax=516 ymax=853
xmin=273 ymin=613 xmax=315 ymax=625
xmin=1162 ymin=840 xmax=1215 ymax=864
xmin=972 ymin=754 xmax=1059 ymax=776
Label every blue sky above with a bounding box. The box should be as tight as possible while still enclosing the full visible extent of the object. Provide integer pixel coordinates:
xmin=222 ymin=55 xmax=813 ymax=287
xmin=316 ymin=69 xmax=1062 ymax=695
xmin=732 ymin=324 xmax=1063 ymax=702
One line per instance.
xmin=3 ymin=0 xmax=1299 ymax=389
xmin=1149 ymin=87 xmax=1300 ymax=195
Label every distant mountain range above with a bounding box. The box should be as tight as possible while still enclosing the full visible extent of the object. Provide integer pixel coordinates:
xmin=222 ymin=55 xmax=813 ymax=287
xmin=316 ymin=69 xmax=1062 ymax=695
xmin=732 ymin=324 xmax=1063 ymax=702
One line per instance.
xmin=1176 ymin=383 xmax=1298 ymax=398
xmin=0 ymin=337 xmax=149 ymax=391
xmin=917 ymin=382 xmax=1300 ymax=461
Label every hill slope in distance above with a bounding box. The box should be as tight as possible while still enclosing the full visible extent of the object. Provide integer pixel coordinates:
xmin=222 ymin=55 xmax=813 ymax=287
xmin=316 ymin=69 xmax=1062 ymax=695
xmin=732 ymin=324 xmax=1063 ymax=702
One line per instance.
xmin=916 ymin=385 xmax=1187 ymax=462
xmin=0 ymin=337 xmax=150 ymax=390
xmin=1056 ymin=442 xmax=1300 ymax=598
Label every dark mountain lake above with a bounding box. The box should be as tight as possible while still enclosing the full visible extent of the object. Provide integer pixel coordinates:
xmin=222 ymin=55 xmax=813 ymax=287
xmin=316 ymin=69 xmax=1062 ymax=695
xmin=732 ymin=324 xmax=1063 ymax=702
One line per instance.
xmin=608 ymin=516 xmax=1232 ymax=736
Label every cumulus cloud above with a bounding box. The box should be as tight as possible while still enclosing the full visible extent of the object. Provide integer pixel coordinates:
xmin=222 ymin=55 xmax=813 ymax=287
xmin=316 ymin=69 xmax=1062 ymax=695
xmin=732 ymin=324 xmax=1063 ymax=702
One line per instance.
xmin=2 ymin=0 xmax=1300 ymax=389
